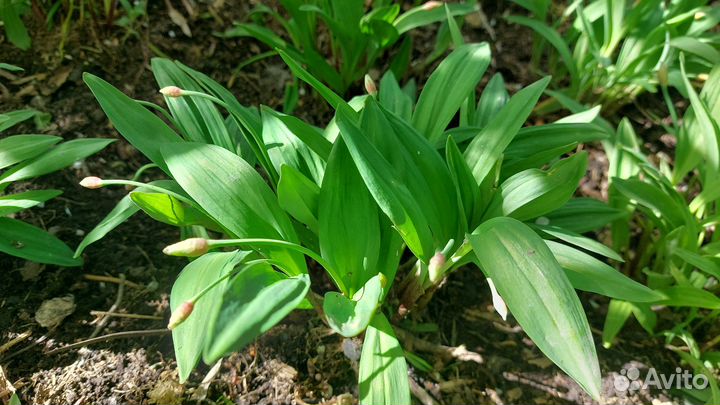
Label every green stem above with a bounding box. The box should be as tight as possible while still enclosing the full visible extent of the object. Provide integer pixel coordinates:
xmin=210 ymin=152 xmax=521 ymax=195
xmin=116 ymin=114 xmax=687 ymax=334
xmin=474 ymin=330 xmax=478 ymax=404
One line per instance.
xmin=189 ymin=259 xmax=267 ymax=303
xmin=99 ymin=179 xmax=196 ymax=207
xmin=136 ymin=100 xmax=180 ymax=128
xmin=661 ymin=85 xmax=678 ymax=128
xmin=130 ymin=163 xmax=160 ymax=182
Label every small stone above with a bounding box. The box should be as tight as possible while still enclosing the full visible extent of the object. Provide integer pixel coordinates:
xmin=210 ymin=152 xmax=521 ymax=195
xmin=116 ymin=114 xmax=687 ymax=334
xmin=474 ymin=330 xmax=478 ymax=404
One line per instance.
xmin=35 ymin=295 xmax=76 ymax=329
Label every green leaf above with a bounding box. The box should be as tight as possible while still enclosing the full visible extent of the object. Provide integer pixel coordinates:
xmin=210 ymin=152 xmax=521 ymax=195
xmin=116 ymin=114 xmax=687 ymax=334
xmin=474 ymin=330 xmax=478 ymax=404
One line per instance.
xmin=506 ymin=15 xmax=577 ymax=86
xmin=277 ymin=165 xmax=320 ymax=233
xmin=543 ymin=198 xmax=627 ymax=233
xmin=324 ymin=274 xmax=383 ymax=337
xmin=536 ymin=224 xmax=623 ymax=262
xmin=162 ymin=142 xmax=306 ymax=275
xmin=0 ymin=217 xmax=81 ymax=266
xmin=673 ymin=248 xmax=720 ymax=279
xmin=171 ymin=251 xmax=245 ymax=382
xmin=277 ymin=49 xmax=347 ymax=109
xmin=0 ymin=0 xmax=31 ymax=50
xmin=0 ymin=189 xmax=62 ymax=216
xmin=546 ymin=241 xmax=663 ymax=302
xmin=601 ymin=299 xmax=633 ymax=348
xmin=394 ymin=2 xmax=476 ymax=34
xmin=656 ymin=286 xmax=720 ymax=309
xmin=378 ymin=72 xmax=413 ymax=121
xmin=464 ymin=77 xmax=551 ymax=185
xmin=612 ymin=178 xmax=687 ymax=229
xmin=0 ymin=135 xmax=60 ymax=169
xmin=319 ymin=139 xmax=380 ymax=294
xmin=84 ymin=73 xmax=182 ymax=173
xmin=335 ymin=105 xmax=433 ymax=260
xmin=261 ymin=106 xmax=325 ymax=184
xmin=0 ymin=109 xmax=38 ymax=132
xmin=0 ymin=138 xmax=114 ymax=185
xmin=470 ymin=218 xmax=600 ymax=400
xmin=262 ymin=108 xmax=332 ymax=161
xmin=473 ymin=73 xmax=508 ymax=128
xmin=359 ymin=313 xmax=411 ymax=405
xmin=204 ymin=267 xmax=310 ymax=363
xmin=412 ymin=43 xmax=491 ymax=143
xmin=485 ymin=152 xmax=587 ymax=221
xmin=130 ymin=192 xmax=219 ymax=229
xmin=446 ymin=136 xmax=480 ymax=228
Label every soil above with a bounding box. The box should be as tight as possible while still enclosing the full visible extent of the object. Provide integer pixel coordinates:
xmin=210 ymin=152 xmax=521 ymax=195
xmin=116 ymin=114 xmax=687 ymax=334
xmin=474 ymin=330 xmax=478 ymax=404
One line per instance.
xmin=0 ymin=1 xmax=697 ymax=404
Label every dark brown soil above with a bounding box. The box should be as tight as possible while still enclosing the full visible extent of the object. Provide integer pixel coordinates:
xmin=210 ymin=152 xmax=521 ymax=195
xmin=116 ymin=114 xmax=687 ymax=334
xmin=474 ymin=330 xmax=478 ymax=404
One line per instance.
xmin=0 ymin=1 xmax=692 ymax=405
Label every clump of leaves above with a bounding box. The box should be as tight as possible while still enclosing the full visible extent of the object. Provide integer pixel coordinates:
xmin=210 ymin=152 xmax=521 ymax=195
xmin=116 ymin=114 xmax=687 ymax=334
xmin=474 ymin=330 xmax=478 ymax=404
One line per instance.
xmin=510 ymin=0 xmax=720 ymax=112
xmin=219 ymin=0 xmax=478 ymax=103
xmin=600 ymin=60 xmax=720 ymax=404
xmin=0 ymin=64 xmax=113 ymax=266
xmin=80 ymin=32 xmax=661 ymax=402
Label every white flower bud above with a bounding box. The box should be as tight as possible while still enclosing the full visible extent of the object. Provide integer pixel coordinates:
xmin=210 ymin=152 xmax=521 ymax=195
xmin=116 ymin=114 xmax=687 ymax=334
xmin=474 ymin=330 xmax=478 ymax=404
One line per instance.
xmin=79 ymin=176 xmax=103 ymax=189
xmin=163 ymin=238 xmax=209 ymax=257
xmin=159 ymin=86 xmax=184 ymax=98
xmin=167 ymin=300 xmax=194 ymax=329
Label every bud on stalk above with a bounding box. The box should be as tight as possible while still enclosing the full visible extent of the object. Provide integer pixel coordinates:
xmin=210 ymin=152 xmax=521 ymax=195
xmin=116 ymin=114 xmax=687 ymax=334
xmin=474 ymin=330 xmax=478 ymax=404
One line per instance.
xmin=159 ymin=86 xmax=184 ymax=98
xmin=167 ymin=300 xmax=194 ymax=329
xmin=422 ymin=1 xmax=443 ymax=11
xmin=428 ymin=251 xmax=446 ymax=284
xmin=79 ymin=176 xmax=104 ymax=189
xmin=364 ymin=74 xmax=377 ymax=96
xmin=163 ymin=238 xmax=209 ymax=257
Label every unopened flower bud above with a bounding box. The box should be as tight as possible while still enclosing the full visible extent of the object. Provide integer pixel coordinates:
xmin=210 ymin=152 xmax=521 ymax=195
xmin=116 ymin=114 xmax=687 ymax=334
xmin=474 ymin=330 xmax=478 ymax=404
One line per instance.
xmin=159 ymin=86 xmax=184 ymax=98
xmin=428 ymin=251 xmax=446 ymax=284
xmin=657 ymin=63 xmax=668 ymax=87
xmin=163 ymin=238 xmax=209 ymax=257
xmin=364 ymin=74 xmax=377 ymax=96
xmin=79 ymin=176 xmax=103 ymax=189
xmin=167 ymin=300 xmax=194 ymax=329
xmin=422 ymin=1 xmax=443 ymax=11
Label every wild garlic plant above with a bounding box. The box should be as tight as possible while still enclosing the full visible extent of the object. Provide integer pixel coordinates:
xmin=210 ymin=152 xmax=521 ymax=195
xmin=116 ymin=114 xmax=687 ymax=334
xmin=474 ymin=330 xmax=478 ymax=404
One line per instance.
xmin=599 ymin=61 xmax=720 ymax=403
xmin=509 ymin=0 xmax=720 ymax=113
xmin=0 ymin=65 xmax=113 ymax=266
xmin=77 ymin=37 xmax=664 ymax=403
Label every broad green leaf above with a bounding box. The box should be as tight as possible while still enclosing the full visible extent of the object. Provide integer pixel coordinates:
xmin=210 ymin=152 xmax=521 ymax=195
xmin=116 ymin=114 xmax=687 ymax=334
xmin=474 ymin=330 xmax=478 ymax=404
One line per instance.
xmin=470 ymin=218 xmax=601 ymax=400
xmin=0 ymin=217 xmax=81 ymax=266
xmin=171 ymin=251 xmax=245 ymax=382
xmin=612 ymin=178 xmax=686 ymax=229
xmin=0 ymin=138 xmax=114 ymax=185
xmin=673 ymin=248 xmax=720 ymax=279
xmin=378 ymin=72 xmax=413 ymax=121
xmin=84 ymin=73 xmax=182 ymax=172
xmin=474 ymin=73 xmax=508 ymax=128
xmin=546 ymin=241 xmax=663 ymax=302
xmin=319 ymin=139 xmax=380 ymax=294
xmin=261 ymin=106 xmax=325 ymax=184
xmin=0 ymin=0 xmax=30 ymax=50
xmin=670 ymin=37 xmax=720 ymax=65
xmin=446 ymin=136 xmax=480 ymax=228
xmin=505 ymin=123 xmax=609 ymax=159
xmin=277 ymin=165 xmax=320 ymax=233
xmin=359 ymin=313 xmax=411 ymax=405
xmin=204 ymin=268 xmax=310 ymax=362
xmin=162 ymin=143 xmax=306 ymax=275
xmin=0 ymin=109 xmax=36 ymax=132
xmin=656 ymin=286 xmax=720 ymax=309
xmin=464 ymin=77 xmax=551 ymax=185
xmin=543 ymin=198 xmax=627 ymax=233
xmin=412 ymin=43 xmax=491 ymax=143
xmin=130 ymin=192 xmax=219 ymax=230
xmin=335 ymin=105 xmax=433 ymax=260
xmin=485 ymin=152 xmax=587 ymax=221
xmin=601 ymin=299 xmax=633 ymax=348
xmin=536 ymin=224 xmax=623 ymax=261
xmin=262 ymin=108 xmax=332 ymax=161
xmin=394 ymin=2 xmax=476 ymax=34
xmin=0 ymin=189 xmax=62 ymax=216
xmin=324 ymin=274 xmax=383 ymax=337
xmin=0 ymin=135 xmax=60 ymax=169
